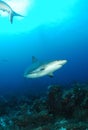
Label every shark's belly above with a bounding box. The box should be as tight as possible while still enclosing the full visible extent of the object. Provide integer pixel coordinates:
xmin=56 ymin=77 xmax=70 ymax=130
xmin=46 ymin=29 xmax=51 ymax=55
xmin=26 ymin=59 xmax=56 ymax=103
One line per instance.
xmin=0 ymin=2 xmax=11 ymax=13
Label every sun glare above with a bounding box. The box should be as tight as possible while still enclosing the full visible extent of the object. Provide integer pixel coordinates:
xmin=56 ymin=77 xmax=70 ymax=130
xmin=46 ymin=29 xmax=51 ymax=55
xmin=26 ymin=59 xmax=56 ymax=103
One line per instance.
xmin=0 ymin=0 xmax=33 ymax=16
xmin=0 ymin=0 xmax=78 ymax=34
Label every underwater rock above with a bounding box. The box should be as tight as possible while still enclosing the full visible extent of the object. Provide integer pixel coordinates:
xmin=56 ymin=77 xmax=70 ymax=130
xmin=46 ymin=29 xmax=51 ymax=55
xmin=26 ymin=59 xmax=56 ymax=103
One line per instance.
xmin=12 ymin=110 xmax=53 ymax=129
xmin=0 ymin=83 xmax=88 ymax=130
xmin=47 ymin=85 xmax=63 ymax=115
xmin=31 ymin=97 xmax=47 ymax=113
xmin=82 ymin=96 xmax=88 ymax=109
xmin=73 ymin=108 xmax=88 ymax=121
xmin=12 ymin=114 xmax=31 ymax=128
xmin=0 ymin=96 xmax=9 ymax=115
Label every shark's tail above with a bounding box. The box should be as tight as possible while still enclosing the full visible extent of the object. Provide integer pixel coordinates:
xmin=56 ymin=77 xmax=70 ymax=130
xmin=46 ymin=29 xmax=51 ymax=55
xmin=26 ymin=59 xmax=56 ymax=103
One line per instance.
xmin=10 ymin=11 xmax=24 ymax=24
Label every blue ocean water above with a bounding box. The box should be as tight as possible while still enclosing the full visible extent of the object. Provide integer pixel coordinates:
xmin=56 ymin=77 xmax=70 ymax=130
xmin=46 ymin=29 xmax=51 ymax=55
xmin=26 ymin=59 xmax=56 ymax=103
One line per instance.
xmin=0 ymin=0 xmax=88 ymax=96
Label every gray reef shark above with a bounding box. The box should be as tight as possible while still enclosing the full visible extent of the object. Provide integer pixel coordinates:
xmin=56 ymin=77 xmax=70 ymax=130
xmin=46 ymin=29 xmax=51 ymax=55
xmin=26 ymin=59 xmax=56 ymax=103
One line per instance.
xmin=0 ymin=0 xmax=23 ymax=23
xmin=24 ymin=56 xmax=67 ymax=78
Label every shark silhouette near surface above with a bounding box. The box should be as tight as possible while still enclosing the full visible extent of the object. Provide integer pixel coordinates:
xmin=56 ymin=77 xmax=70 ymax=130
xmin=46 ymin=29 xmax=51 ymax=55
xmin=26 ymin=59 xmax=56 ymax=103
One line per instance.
xmin=24 ymin=56 xmax=67 ymax=78
xmin=0 ymin=0 xmax=23 ymax=23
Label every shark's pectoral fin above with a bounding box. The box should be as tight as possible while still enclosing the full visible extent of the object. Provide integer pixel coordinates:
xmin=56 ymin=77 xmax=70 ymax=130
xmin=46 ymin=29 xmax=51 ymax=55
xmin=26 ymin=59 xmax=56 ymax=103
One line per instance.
xmin=48 ymin=73 xmax=54 ymax=78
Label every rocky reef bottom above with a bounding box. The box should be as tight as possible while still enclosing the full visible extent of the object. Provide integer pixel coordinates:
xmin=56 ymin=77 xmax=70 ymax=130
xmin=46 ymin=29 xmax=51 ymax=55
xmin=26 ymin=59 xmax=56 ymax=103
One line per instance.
xmin=0 ymin=82 xmax=88 ymax=130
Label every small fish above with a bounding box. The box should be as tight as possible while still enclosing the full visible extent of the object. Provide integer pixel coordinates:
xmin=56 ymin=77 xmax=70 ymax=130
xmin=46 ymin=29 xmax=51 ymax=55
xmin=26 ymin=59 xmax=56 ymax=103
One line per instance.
xmin=24 ymin=56 xmax=67 ymax=78
xmin=0 ymin=0 xmax=23 ymax=23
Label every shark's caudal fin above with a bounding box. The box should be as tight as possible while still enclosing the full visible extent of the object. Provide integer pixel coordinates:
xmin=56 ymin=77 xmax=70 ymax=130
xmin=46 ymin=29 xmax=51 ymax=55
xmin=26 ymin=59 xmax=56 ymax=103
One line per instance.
xmin=10 ymin=11 xmax=24 ymax=24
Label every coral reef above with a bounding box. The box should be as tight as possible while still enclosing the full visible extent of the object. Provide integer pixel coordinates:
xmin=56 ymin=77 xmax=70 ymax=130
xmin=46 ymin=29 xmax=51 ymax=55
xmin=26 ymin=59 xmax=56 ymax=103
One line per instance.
xmin=0 ymin=82 xmax=88 ymax=130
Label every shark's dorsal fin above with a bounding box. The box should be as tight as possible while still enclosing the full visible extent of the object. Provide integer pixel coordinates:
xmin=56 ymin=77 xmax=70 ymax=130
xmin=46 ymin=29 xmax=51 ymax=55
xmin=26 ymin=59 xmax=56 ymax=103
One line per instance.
xmin=32 ymin=56 xmax=38 ymax=63
xmin=48 ymin=72 xmax=54 ymax=78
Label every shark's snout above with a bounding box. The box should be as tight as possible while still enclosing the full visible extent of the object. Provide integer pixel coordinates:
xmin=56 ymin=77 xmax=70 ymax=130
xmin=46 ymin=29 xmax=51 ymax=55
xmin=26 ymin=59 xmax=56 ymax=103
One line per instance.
xmin=57 ymin=60 xmax=67 ymax=65
xmin=61 ymin=60 xmax=67 ymax=65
